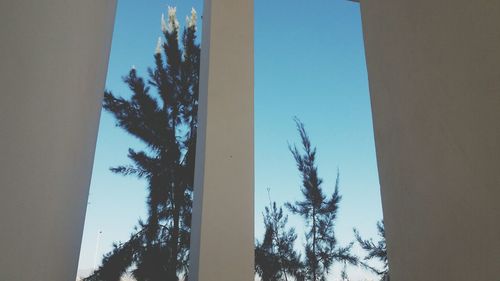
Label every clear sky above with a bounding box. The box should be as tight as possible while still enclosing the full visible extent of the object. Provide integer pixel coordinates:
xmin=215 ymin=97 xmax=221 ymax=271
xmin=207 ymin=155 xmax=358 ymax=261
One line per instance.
xmin=78 ymin=1 xmax=383 ymax=280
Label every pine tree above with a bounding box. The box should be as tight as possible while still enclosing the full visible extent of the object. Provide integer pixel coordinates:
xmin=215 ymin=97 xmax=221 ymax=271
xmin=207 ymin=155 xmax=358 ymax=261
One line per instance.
xmin=340 ymin=263 xmax=350 ymax=281
xmin=255 ymin=189 xmax=304 ymax=281
xmin=285 ymin=118 xmax=357 ymax=281
xmin=84 ymin=6 xmax=200 ymax=281
xmin=354 ymin=221 xmax=389 ymax=281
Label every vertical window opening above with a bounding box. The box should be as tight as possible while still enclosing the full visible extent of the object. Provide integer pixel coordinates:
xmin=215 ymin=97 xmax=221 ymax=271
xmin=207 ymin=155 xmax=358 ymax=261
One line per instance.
xmin=77 ymin=1 xmax=203 ymax=280
xmin=254 ymin=1 xmax=387 ymax=280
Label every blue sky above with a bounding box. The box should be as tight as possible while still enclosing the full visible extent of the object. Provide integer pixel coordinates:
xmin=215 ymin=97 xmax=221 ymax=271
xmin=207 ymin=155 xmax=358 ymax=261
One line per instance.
xmin=78 ymin=1 xmax=383 ymax=280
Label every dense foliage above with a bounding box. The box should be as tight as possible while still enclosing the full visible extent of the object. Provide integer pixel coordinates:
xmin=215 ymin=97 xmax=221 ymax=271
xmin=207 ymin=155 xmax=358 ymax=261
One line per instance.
xmin=82 ymin=5 xmax=385 ymax=280
xmin=256 ymin=119 xmax=358 ymax=281
xmin=354 ymin=221 xmax=389 ymax=281
xmin=285 ymin=119 xmax=357 ymax=281
xmin=84 ymin=7 xmax=200 ymax=281
xmin=255 ymin=190 xmax=304 ymax=281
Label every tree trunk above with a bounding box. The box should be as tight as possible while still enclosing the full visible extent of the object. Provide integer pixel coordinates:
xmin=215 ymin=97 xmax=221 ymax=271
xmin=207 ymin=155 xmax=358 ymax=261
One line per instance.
xmin=312 ymin=207 xmax=317 ymax=281
xmin=170 ymin=195 xmax=181 ymax=281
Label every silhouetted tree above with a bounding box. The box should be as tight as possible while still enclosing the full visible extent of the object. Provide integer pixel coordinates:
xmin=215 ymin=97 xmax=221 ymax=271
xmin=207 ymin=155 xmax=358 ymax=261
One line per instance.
xmin=340 ymin=264 xmax=349 ymax=281
xmin=84 ymin=6 xmax=200 ymax=281
xmin=354 ymin=221 xmax=389 ymax=281
xmin=255 ymin=189 xmax=304 ymax=281
xmin=285 ymin=118 xmax=357 ymax=281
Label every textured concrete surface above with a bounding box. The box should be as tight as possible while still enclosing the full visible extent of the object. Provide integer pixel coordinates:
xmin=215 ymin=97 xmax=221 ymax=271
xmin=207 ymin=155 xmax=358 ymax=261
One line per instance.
xmin=360 ymin=0 xmax=500 ymax=280
xmin=0 ymin=1 xmax=116 ymax=280
xmin=189 ymin=0 xmax=254 ymax=280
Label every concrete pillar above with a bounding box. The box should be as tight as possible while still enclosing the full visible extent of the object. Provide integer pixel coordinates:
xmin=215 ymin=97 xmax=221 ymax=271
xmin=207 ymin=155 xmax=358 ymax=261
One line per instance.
xmin=189 ymin=0 xmax=254 ymax=280
xmin=360 ymin=0 xmax=500 ymax=280
xmin=0 ymin=1 xmax=116 ymax=281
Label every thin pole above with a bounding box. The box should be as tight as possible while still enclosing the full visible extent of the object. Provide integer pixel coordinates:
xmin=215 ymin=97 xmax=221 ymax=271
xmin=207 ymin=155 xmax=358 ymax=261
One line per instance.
xmin=93 ymin=230 xmax=103 ymax=271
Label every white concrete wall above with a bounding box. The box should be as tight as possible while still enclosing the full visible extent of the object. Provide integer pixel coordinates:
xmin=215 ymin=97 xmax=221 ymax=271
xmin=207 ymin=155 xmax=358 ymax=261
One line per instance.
xmin=360 ymin=0 xmax=500 ymax=280
xmin=0 ymin=1 xmax=116 ymax=280
xmin=189 ymin=0 xmax=254 ymax=280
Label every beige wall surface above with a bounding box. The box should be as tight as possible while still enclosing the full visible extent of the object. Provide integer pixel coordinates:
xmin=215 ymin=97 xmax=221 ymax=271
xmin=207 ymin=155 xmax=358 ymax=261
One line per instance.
xmin=0 ymin=1 xmax=116 ymax=280
xmin=360 ymin=0 xmax=500 ymax=280
xmin=189 ymin=0 xmax=254 ymax=280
